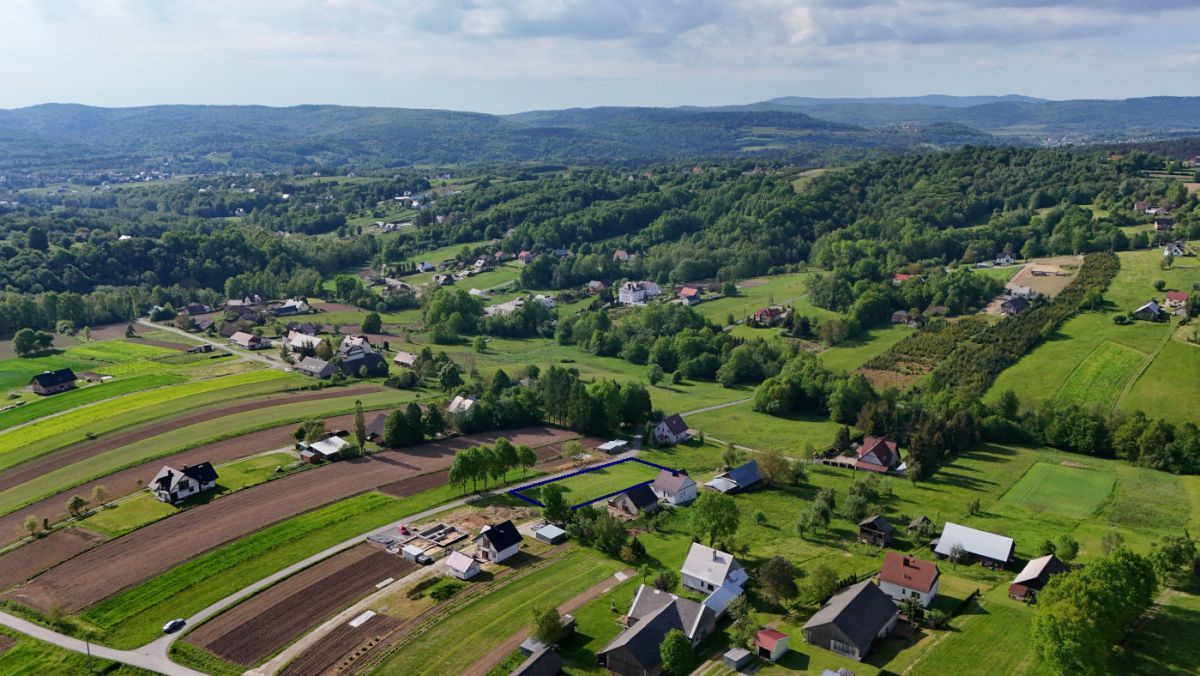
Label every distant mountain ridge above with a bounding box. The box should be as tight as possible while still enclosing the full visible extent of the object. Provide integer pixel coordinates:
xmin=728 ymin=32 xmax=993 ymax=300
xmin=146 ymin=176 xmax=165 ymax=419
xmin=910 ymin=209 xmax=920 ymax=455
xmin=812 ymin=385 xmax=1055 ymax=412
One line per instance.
xmin=765 ymin=94 xmax=1045 ymax=108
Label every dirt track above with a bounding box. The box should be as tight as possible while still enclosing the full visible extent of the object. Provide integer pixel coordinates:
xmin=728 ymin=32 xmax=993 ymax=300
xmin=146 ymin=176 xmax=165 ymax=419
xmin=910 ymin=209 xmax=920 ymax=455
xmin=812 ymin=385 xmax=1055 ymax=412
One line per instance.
xmin=187 ymin=544 xmax=416 ymax=666
xmin=5 ymin=427 xmax=581 ymax=614
xmin=0 ymin=411 xmax=358 ymax=548
xmin=0 ymin=386 xmax=384 ymax=496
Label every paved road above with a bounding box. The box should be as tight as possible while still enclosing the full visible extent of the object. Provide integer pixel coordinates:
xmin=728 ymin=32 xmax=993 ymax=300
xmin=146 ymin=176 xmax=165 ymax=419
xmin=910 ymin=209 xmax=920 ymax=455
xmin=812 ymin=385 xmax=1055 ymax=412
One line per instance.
xmin=138 ymin=319 xmax=289 ymax=372
xmin=0 ymin=611 xmax=204 ymax=676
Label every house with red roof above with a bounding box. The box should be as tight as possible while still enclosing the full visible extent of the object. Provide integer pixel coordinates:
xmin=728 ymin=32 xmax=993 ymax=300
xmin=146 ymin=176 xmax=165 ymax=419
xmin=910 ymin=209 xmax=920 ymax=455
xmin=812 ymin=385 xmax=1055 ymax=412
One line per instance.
xmin=855 ymin=436 xmax=901 ymax=474
xmin=892 ymin=273 xmax=913 ymax=284
xmin=877 ymin=551 xmax=940 ymax=607
xmin=1165 ymin=290 xmax=1188 ymax=311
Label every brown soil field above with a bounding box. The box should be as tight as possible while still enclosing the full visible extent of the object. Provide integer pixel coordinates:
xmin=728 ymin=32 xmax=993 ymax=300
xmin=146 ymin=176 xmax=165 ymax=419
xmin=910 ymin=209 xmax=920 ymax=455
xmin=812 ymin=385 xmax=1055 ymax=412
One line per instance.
xmin=0 ymin=386 xmax=383 ymax=496
xmin=5 ymin=427 xmax=580 ymax=613
xmin=132 ymin=337 xmax=191 ymax=351
xmin=280 ymin=613 xmax=401 ymax=676
xmin=0 ymin=528 xmax=104 ymax=591
xmin=0 ymin=633 xmax=13 ymax=656
xmin=857 ymin=367 xmax=922 ymax=391
xmin=188 ymin=544 xmax=416 ymax=666
xmin=0 ymin=411 xmax=359 ymax=548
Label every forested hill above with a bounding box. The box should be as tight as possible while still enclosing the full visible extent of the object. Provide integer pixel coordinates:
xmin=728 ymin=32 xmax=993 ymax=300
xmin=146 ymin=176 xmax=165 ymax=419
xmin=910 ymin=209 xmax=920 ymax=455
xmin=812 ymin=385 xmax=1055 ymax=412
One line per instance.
xmin=759 ymin=95 xmax=1200 ymax=141
xmin=0 ymin=103 xmax=992 ymax=175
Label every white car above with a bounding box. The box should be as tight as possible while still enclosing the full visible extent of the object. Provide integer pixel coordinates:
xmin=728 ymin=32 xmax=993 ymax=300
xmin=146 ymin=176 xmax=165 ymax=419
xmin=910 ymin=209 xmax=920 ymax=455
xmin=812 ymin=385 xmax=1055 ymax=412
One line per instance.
xmin=162 ymin=618 xmax=186 ymax=634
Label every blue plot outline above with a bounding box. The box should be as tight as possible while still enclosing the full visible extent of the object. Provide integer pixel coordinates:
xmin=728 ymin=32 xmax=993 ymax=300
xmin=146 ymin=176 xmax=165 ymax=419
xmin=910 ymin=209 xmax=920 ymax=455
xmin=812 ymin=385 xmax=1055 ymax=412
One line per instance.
xmin=507 ymin=457 xmax=677 ymax=510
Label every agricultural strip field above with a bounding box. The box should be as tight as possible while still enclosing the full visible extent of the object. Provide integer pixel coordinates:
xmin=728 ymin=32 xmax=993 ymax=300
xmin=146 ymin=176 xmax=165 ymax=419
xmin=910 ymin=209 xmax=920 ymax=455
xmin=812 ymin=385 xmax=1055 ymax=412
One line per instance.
xmin=0 ymin=373 xmax=186 ymax=431
xmin=0 ymin=528 xmax=105 ymax=591
xmin=0 ymin=369 xmax=296 ymax=471
xmin=0 ymin=385 xmax=390 ymax=517
xmin=1118 ymin=338 xmax=1200 ymax=423
xmin=1053 ymin=340 xmax=1144 ymax=409
xmin=995 ymin=462 xmax=1116 ymax=519
xmin=0 ymin=410 xmax=361 ymax=545
xmin=4 ymin=427 xmax=579 ymax=619
xmin=523 ymin=459 xmax=664 ymax=507
xmin=278 ymin=613 xmax=402 ymax=676
xmin=817 ymin=324 xmax=914 ymax=374
xmin=185 ymin=543 xmax=417 ymax=666
xmin=368 ymin=547 xmax=623 ymax=675
xmin=0 ymin=338 xmax=179 ymax=391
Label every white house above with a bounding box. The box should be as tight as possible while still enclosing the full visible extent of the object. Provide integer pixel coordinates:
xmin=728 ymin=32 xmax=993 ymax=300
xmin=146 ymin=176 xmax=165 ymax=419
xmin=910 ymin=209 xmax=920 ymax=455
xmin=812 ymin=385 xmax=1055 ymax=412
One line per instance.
xmin=877 ymin=552 xmax=941 ymax=607
xmin=650 ymin=469 xmax=697 ymax=505
xmin=417 ymin=261 xmax=435 ymax=272
xmin=448 ymin=395 xmax=477 ymax=414
xmin=681 ymin=543 xmax=749 ymax=595
xmin=285 ymin=330 xmax=323 ymax=353
xmin=151 ymin=462 xmax=218 ymax=504
xmin=474 ymin=520 xmax=523 ymax=563
xmin=444 ymin=550 xmax=481 ymax=580
xmin=617 ymin=281 xmax=661 ymax=305
xmin=654 ymin=414 xmax=691 ymax=445
xmin=1164 ymin=241 xmax=1188 ymax=257
xmin=994 ymin=253 xmax=1015 ymax=266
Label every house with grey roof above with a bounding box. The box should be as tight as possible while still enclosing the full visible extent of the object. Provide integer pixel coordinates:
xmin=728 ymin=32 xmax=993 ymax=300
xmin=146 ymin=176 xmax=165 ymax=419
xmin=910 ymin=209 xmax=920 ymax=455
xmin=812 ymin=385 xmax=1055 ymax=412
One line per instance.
xmin=608 ymin=484 xmax=660 ymax=518
xmin=802 ymin=580 xmax=899 ymax=661
xmin=151 ymin=462 xmax=218 ymax=504
xmin=681 ymin=543 xmax=749 ymax=595
xmin=704 ymin=460 xmax=763 ymax=494
xmin=933 ymin=522 xmax=1014 ymax=568
xmin=653 ymin=414 xmax=691 ymax=445
xmin=650 ymin=469 xmax=697 ymax=505
xmin=598 ymin=585 xmax=717 ymax=676
xmin=296 ymin=356 xmax=334 ymax=379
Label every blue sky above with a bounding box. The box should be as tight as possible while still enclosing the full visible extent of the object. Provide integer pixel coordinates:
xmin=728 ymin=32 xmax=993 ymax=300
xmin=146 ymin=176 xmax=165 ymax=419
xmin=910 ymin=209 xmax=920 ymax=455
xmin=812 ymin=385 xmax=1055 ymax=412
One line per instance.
xmin=2 ymin=0 xmax=1198 ymax=113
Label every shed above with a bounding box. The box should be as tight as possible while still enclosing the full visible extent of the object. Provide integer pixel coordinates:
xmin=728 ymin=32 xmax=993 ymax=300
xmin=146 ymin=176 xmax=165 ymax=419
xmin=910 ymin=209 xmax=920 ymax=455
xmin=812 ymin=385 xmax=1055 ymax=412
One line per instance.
xmin=511 ymin=647 xmax=562 ymax=676
xmin=756 ymin=629 xmax=790 ymax=662
xmin=597 ymin=440 xmax=628 ymax=455
xmin=723 ymin=648 xmax=753 ymax=670
xmin=445 ymin=550 xmax=480 ymax=580
xmin=534 ymin=524 xmax=567 ymax=545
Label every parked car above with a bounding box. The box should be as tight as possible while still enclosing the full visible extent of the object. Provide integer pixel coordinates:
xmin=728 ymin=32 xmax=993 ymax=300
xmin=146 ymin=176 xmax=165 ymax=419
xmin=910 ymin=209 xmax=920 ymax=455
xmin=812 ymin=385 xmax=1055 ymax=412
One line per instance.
xmin=162 ymin=618 xmax=186 ymax=634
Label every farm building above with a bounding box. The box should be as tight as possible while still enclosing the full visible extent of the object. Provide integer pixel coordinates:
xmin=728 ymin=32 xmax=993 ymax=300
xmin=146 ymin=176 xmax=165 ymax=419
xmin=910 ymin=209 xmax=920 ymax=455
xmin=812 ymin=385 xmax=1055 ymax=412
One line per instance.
xmin=274 ymin=298 xmax=311 ymax=316
xmin=653 ymin=414 xmax=691 ymax=445
xmin=650 ymin=469 xmax=697 ymax=505
xmin=704 ymin=460 xmax=763 ymax=494
xmin=890 ymin=310 xmax=911 ymax=324
xmin=724 ymin=648 xmax=753 ymax=671
xmin=448 ymin=395 xmax=477 ymax=414
xmin=1154 ymin=217 xmax=1174 ymax=232
xmin=678 ymin=285 xmax=704 ymax=306
xmin=756 ymin=629 xmax=790 ymax=662
xmin=296 ymin=357 xmax=334 ymax=379
xmin=475 ymin=520 xmax=522 ymax=563
xmin=1132 ymin=299 xmax=1166 ymax=322
xmin=857 ymin=515 xmax=894 ymax=547
xmin=908 ymin=515 xmax=934 ymax=533
xmin=933 ymin=522 xmax=1014 ymax=568
xmin=444 ymin=550 xmax=480 ymax=580
xmin=1009 ymin=554 xmax=1069 ymax=601
xmin=681 ymin=543 xmax=748 ymax=596
xmin=855 ymin=437 xmax=901 ymax=474
xmin=597 ymin=440 xmax=628 ymax=455
xmin=877 ymin=552 xmax=940 ymax=607
xmin=534 ymin=524 xmax=567 ymax=545
xmin=29 ymin=368 xmax=77 ymax=396
xmin=418 ymin=260 xmax=436 ymax=272
xmin=301 ymin=436 xmax=351 ymax=463
xmin=151 ymin=462 xmax=218 ymax=504
xmin=511 ymin=647 xmax=563 ymax=676
xmin=598 ymin=585 xmax=717 ymax=676
xmin=183 ymin=302 xmax=213 ymax=315
xmin=586 ymin=280 xmax=608 ymax=293
xmin=1000 ymin=295 xmax=1030 ymax=317
xmin=802 ymin=580 xmax=899 ymax=661
xmin=393 ymin=351 xmax=417 ymax=367
xmin=285 ymin=330 xmax=323 ymax=352
xmin=230 ymin=331 xmax=269 ymax=350
xmin=286 ymin=321 xmax=317 ymax=335
xmin=608 ymin=484 xmax=660 ymax=518
xmin=339 ymin=349 xmax=387 ymax=377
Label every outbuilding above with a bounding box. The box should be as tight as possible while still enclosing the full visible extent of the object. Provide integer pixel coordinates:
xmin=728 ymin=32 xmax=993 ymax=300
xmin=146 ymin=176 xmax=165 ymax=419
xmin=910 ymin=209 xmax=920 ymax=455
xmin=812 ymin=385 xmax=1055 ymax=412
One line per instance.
xmin=756 ymin=629 xmax=790 ymax=662
xmin=444 ymin=550 xmax=481 ymax=580
xmin=534 ymin=524 xmax=568 ymax=545
xmin=29 ymin=369 xmax=77 ymax=396
xmin=723 ymin=648 xmax=753 ymax=671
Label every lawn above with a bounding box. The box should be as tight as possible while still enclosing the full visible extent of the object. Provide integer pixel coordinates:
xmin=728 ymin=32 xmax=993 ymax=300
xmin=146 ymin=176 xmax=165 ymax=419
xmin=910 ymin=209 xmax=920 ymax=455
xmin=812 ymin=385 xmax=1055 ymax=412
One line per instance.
xmin=370 ymin=547 xmax=623 ymax=675
xmin=83 ymin=452 xmax=299 ymax=538
xmin=0 ymin=388 xmax=416 ymax=518
xmin=1054 ymin=339 xmax=1144 ymax=410
xmin=0 ymin=627 xmax=148 ymax=676
xmin=0 ymin=373 xmax=186 ymax=431
xmin=995 ymin=462 xmax=1116 ymax=520
xmin=526 ymin=459 xmax=665 ymax=507
xmin=901 ymin=589 xmax=1039 ymax=675
xmin=690 ymin=273 xmax=838 ymax=327
xmin=0 ymin=369 xmax=295 ymax=472
xmin=81 ymin=492 xmax=410 ymax=648
xmin=684 ymin=404 xmax=841 ymax=457
xmin=818 ymin=324 xmax=915 ymax=374
xmin=1119 ymin=338 xmax=1200 ymax=423
xmin=1112 ymin=590 xmax=1200 ymax=675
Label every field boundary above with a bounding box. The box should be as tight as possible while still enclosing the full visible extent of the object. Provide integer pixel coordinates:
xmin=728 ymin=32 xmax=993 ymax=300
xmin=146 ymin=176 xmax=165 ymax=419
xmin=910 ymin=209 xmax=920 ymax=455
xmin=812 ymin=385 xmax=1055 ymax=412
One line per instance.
xmin=507 ymin=457 xmax=674 ymax=510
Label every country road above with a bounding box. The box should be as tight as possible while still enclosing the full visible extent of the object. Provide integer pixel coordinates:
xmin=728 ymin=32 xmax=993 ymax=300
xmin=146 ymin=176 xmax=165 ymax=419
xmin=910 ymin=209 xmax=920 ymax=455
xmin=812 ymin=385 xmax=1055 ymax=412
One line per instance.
xmin=138 ymin=319 xmax=290 ymax=371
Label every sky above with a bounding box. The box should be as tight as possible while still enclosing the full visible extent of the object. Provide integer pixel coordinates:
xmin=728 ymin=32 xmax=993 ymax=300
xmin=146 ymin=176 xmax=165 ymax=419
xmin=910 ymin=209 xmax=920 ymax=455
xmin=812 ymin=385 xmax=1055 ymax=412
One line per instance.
xmin=2 ymin=0 xmax=1198 ymax=114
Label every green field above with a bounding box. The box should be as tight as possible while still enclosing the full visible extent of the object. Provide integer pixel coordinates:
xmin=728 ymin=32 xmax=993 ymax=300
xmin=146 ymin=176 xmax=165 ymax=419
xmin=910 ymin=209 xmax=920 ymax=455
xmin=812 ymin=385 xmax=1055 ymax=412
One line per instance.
xmin=1054 ymin=340 xmax=1144 ymax=409
xmin=83 ymin=452 xmax=299 ymax=538
xmin=82 ymin=492 xmax=409 ymax=648
xmin=685 ymin=403 xmax=841 ymax=456
xmin=988 ymin=246 xmax=1199 ymax=425
xmin=996 ymin=462 xmax=1116 ymax=519
xmin=818 ymin=324 xmax=915 ymax=374
xmin=371 ymin=548 xmax=623 ymax=675
xmin=1113 ymin=590 xmax=1200 ymax=675
xmin=0 ymin=373 xmax=186 ymax=431
xmin=0 ymin=369 xmax=296 ymax=472
xmin=536 ymin=460 xmax=662 ymax=506
xmin=0 ymin=627 xmax=148 ymax=676
xmin=691 ymin=273 xmax=838 ymax=326
xmin=0 ymin=388 xmax=415 ymax=518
